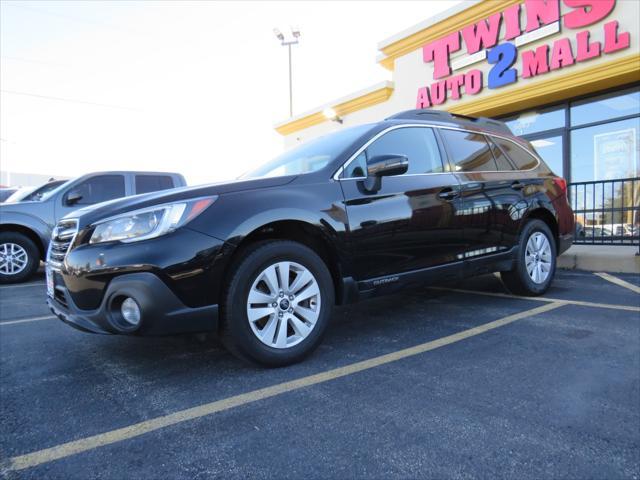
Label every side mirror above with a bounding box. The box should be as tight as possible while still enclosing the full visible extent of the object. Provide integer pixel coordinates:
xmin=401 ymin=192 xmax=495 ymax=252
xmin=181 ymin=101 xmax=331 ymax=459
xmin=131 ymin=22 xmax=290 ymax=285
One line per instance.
xmin=65 ymin=190 xmax=83 ymax=206
xmin=367 ymin=154 xmax=409 ymax=177
xmin=361 ymin=154 xmax=408 ymax=192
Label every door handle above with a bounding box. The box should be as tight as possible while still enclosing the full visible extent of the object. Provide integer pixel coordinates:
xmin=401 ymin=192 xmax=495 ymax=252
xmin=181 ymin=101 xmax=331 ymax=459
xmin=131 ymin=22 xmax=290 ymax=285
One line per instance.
xmin=511 ymin=181 xmax=525 ymax=190
xmin=438 ymin=188 xmax=459 ymax=200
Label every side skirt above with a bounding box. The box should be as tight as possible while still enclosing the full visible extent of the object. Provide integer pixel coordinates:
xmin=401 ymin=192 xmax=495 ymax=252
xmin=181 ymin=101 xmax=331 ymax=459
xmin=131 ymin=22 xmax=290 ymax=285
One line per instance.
xmin=346 ymin=247 xmax=518 ymax=301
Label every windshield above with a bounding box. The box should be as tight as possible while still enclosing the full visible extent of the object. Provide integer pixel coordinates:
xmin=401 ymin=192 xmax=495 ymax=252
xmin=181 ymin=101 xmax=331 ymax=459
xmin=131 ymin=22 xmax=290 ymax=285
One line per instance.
xmin=21 ymin=180 xmax=68 ymax=202
xmin=241 ymin=125 xmax=372 ymax=179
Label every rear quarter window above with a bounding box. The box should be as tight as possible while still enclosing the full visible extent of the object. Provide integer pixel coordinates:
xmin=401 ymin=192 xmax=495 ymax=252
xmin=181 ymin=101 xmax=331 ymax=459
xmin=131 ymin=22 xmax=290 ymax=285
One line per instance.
xmin=440 ymin=129 xmax=496 ymax=172
xmin=491 ymin=137 xmax=539 ymax=171
xmin=135 ymin=175 xmax=174 ymax=194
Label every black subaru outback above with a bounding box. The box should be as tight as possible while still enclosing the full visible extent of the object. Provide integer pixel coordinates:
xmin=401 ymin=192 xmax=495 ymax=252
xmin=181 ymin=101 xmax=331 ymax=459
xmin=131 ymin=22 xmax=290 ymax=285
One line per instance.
xmin=47 ymin=110 xmax=574 ymax=366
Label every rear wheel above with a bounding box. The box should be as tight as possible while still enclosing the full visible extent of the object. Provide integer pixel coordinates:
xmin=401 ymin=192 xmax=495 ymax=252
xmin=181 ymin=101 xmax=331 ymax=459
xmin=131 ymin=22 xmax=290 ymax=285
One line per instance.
xmin=0 ymin=232 xmax=41 ymax=284
xmin=220 ymin=240 xmax=334 ymax=367
xmin=501 ymin=219 xmax=556 ymax=296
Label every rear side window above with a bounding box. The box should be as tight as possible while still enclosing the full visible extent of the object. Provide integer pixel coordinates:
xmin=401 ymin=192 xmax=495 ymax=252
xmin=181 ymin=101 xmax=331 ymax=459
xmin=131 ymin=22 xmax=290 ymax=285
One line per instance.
xmin=342 ymin=127 xmax=444 ymax=178
xmin=492 ymin=137 xmax=539 ymax=170
xmin=72 ymin=175 xmax=125 ymax=205
xmin=441 ymin=130 xmax=496 ymax=172
xmin=487 ymin=137 xmax=515 ymax=171
xmin=135 ymin=175 xmax=174 ymax=194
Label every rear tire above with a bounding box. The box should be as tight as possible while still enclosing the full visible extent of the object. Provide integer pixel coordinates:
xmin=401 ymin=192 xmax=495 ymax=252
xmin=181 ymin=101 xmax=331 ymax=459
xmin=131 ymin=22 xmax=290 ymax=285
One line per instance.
xmin=500 ymin=219 xmax=556 ymax=296
xmin=220 ymin=240 xmax=334 ymax=367
xmin=0 ymin=232 xmax=41 ymax=284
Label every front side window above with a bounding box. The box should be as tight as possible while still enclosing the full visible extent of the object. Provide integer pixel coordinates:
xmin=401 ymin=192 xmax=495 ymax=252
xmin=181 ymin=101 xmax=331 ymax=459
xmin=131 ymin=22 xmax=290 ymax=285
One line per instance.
xmin=71 ymin=175 xmax=125 ymax=205
xmin=441 ymin=130 xmax=496 ymax=172
xmin=341 ymin=127 xmax=444 ymax=178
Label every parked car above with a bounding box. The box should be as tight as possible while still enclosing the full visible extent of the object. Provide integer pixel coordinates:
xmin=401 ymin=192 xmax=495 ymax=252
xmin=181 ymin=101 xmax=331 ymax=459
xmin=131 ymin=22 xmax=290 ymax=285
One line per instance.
xmin=4 ymin=186 xmax=36 ymax=204
xmin=0 ymin=187 xmax=19 ymax=203
xmin=46 ymin=110 xmax=574 ymax=366
xmin=0 ymin=171 xmax=186 ymax=283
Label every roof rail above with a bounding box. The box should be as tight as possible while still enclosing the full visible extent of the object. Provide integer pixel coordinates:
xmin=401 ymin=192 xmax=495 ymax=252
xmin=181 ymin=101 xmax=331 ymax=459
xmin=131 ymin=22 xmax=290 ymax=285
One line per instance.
xmin=386 ymin=109 xmax=513 ymax=136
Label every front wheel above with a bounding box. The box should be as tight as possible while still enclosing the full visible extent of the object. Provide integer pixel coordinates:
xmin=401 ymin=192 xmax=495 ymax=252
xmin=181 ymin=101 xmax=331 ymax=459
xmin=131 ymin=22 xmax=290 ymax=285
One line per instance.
xmin=220 ymin=240 xmax=334 ymax=367
xmin=501 ymin=219 xmax=557 ymax=296
xmin=0 ymin=232 xmax=41 ymax=284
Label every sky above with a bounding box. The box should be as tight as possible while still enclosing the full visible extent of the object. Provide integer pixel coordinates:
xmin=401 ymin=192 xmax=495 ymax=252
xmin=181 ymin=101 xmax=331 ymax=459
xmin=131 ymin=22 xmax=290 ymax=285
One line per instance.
xmin=0 ymin=0 xmax=458 ymax=185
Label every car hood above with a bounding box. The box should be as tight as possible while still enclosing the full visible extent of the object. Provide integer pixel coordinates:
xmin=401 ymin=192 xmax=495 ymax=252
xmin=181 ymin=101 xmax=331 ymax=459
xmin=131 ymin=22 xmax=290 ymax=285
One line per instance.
xmin=67 ymin=175 xmax=297 ymax=228
xmin=0 ymin=199 xmax=45 ymax=212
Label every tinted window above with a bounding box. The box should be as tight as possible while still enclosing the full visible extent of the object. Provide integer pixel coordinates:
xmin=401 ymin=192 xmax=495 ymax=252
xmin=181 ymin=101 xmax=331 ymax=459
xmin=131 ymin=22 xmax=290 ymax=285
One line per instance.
xmin=136 ymin=175 xmax=174 ymax=194
xmin=72 ymin=175 xmax=125 ymax=205
xmin=487 ymin=137 xmax=514 ymax=171
xmin=441 ymin=130 xmax=496 ymax=172
xmin=492 ymin=137 xmax=539 ymax=171
xmin=342 ymin=127 xmax=443 ymax=178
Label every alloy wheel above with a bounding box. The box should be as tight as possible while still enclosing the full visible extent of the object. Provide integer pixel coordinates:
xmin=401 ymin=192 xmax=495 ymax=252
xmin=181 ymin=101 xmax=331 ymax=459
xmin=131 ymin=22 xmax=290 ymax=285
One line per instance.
xmin=0 ymin=243 xmax=29 ymax=275
xmin=246 ymin=261 xmax=321 ymax=349
xmin=525 ymin=232 xmax=552 ymax=284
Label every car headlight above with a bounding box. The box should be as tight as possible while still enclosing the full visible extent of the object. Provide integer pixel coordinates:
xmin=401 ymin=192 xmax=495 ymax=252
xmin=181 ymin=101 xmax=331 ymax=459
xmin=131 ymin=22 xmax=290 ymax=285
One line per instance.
xmin=89 ymin=197 xmax=216 ymax=244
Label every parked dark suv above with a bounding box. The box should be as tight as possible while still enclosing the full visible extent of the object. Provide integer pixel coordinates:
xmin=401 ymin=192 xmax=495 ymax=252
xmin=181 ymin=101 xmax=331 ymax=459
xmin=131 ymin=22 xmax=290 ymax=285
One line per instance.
xmin=47 ymin=110 xmax=574 ymax=366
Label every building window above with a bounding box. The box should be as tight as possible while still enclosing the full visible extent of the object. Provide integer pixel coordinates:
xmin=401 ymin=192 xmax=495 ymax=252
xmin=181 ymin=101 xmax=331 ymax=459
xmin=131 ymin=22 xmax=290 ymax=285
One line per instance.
xmin=571 ymin=117 xmax=639 ymax=183
xmin=503 ymin=105 xmax=565 ymax=136
xmin=499 ymin=84 xmax=639 ymax=183
xmin=529 ymin=135 xmax=564 ymax=177
xmin=571 ymin=88 xmax=640 ymax=127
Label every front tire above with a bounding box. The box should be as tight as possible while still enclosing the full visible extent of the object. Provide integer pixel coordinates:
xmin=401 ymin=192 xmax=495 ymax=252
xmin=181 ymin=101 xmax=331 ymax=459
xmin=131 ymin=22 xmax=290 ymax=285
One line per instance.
xmin=220 ymin=240 xmax=334 ymax=367
xmin=501 ymin=219 xmax=556 ymax=296
xmin=0 ymin=232 xmax=41 ymax=284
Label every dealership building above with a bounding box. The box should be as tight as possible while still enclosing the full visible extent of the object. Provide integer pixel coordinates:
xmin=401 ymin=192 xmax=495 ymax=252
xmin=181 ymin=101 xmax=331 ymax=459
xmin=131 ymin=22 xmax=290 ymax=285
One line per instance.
xmin=275 ymin=0 xmax=639 ymax=236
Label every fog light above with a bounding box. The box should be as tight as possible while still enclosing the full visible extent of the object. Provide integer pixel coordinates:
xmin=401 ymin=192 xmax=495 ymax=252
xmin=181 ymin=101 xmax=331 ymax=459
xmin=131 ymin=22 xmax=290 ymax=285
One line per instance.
xmin=121 ymin=297 xmax=141 ymax=326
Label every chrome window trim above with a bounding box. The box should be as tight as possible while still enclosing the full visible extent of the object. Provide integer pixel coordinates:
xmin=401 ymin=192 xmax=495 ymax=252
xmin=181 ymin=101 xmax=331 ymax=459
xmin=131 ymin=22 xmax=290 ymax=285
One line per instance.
xmin=332 ymin=123 xmax=542 ymax=181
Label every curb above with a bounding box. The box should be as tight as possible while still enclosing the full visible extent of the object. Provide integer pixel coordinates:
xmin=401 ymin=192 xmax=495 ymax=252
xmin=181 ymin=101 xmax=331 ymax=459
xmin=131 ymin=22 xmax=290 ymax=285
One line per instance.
xmin=558 ymin=245 xmax=640 ymax=274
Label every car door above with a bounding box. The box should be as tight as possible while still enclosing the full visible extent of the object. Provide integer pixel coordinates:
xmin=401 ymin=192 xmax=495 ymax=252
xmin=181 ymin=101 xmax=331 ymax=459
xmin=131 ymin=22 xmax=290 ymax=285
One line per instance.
xmin=439 ymin=128 xmax=529 ymax=260
xmin=489 ymin=135 xmax=545 ymax=247
xmin=56 ymin=174 xmax=128 ymax=219
xmin=338 ymin=125 xmax=466 ymax=281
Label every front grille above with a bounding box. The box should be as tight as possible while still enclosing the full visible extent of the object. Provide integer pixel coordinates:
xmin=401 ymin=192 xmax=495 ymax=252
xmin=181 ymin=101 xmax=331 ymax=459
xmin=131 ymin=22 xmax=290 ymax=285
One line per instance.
xmin=47 ymin=219 xmax=78 ymax=271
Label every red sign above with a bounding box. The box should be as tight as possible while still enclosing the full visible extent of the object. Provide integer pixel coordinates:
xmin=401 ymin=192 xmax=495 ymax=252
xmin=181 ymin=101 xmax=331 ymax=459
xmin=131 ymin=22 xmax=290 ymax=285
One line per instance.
xmin=416 ymin=0 xmax=630 ymax=109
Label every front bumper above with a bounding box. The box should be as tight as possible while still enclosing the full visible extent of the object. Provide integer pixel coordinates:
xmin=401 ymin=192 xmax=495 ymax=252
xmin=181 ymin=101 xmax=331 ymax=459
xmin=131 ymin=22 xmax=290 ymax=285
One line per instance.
xmin=48 ymin=271 xmax=218 ymax=335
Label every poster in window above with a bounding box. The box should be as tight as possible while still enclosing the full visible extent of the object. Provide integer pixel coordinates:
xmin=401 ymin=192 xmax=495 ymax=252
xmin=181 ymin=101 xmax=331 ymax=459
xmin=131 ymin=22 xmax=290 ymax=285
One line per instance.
xmin=593 ymin=128 xmax=637 ymax=181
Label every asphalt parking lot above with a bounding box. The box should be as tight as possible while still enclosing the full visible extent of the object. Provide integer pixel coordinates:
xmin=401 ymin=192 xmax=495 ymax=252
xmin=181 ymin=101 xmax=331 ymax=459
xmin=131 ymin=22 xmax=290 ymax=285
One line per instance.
xmin=1 ymin=269 xmax=639 ymax=479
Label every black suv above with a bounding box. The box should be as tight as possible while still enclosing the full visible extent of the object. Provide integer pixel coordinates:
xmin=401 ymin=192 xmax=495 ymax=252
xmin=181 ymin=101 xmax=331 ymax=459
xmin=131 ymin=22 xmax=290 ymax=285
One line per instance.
xmin=47 ymin=110 xmax=574 ymax=366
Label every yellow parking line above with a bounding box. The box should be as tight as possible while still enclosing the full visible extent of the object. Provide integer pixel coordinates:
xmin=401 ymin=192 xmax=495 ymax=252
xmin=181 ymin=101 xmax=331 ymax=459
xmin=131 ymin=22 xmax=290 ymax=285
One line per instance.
xmin=8 ymin=301 xmax=564 ymax=472
xmin=0 ymin=282 xmax=45 ymax=290
xmin=429 ymin=286 xmax=640 ymax=312
xmin=0 ymin=315 xmax=56 ymax=326
xmin=594 ymin=272 xmax=640 ymax=295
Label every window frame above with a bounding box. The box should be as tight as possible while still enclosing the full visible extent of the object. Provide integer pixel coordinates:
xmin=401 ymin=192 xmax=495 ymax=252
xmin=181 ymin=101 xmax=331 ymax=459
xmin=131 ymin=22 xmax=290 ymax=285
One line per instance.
xmin=334 ymin=124 xmax=541 ymax=180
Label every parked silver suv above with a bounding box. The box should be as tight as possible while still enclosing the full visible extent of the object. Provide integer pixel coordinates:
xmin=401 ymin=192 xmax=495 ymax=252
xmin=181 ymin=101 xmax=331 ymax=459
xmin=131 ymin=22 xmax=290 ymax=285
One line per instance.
xmin=0 ymin=171 xmax=186 ymax=283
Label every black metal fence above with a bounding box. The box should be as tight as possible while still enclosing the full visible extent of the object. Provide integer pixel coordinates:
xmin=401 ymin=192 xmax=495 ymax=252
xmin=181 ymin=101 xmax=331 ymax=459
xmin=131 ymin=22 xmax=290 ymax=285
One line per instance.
xmin=569 ymin=177 xmax=640 ymax=249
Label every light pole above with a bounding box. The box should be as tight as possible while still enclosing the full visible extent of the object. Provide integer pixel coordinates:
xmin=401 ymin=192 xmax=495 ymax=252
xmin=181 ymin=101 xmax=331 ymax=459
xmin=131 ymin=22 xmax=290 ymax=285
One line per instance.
xmin=274 ymin=27 xmax=300 ymax=117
